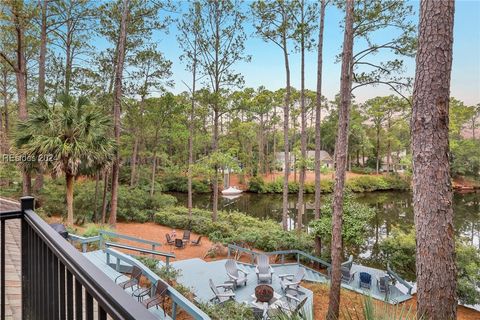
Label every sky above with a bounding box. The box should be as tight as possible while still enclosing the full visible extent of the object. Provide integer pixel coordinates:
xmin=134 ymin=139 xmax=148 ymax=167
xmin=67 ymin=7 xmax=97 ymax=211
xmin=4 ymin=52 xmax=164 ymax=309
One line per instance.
xmin=147 ymin=0 xmax=480 ymax=105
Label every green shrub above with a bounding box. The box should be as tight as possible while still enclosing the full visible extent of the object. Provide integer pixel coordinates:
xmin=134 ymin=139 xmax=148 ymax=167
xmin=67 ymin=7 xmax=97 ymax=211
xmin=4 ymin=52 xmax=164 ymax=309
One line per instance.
xmin=379 ymin=228 xmax=417 ymax=281
xmin=309 ymin=194 xmax=376 ymax=252
xmin=350 ymin=166 xmax=375 ymax=174
xmin=0 ymin=163 xmax=22 ymax=198
xmin=248 ymin=177 xmax=333 ymax=194
xmin=247 ymin=176 xmax=266 ymax=193
xmin=111 ymin=185 xmax=176 ymax=222
xmin=320 ymin=179 xmax=334 ymax=193
xmin=346 ymin=175 xmax=410 ymax=192
xmin=153 ymin=206 xmax=313 ymax=253
xmin=288 ymin=181 xmax=299 ymax=193
xmin=380 ymin=228 xmax=480 ymax=305
xmin=38 ymin=179 xmax=66 ymax=216
xmin=198 ymin=301 xmax=254 ymax=320
xmin=160 ymin=175 xmax=210 ymax=193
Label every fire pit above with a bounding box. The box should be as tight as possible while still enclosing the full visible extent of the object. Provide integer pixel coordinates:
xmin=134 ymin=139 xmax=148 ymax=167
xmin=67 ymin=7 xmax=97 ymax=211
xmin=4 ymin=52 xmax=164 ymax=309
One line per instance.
xmin=255 ymin=284 xmax=274 ymax=303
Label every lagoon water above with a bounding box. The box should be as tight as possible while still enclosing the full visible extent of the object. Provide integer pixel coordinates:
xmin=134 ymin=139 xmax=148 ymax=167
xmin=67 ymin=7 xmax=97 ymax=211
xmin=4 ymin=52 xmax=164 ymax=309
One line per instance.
xmin=170 ymin=190 xmax=480 ymax=275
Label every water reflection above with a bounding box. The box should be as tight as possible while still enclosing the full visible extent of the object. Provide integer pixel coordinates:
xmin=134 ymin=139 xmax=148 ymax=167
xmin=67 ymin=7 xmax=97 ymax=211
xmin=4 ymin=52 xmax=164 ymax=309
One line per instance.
xmin=169 ymin=191 xmax=480 ymax=267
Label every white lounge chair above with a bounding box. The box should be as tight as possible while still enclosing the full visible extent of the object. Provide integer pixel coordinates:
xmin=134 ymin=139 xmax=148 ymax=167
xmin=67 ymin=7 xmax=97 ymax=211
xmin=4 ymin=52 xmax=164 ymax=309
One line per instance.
xmin=209 ymin=279 xmax=235 ymax=304
xmin=225 ymin=259 xmax=249 ymax=288
xmin=279 ymin=268 xmax=305 ymax=291
xmin=255 ymin=255 xmax=274 ymax=284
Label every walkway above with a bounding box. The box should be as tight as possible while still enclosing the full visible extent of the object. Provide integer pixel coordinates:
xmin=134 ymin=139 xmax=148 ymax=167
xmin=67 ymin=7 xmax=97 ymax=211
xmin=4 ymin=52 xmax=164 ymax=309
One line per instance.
xmin=0 ymin=198 xmax=22 ymax=320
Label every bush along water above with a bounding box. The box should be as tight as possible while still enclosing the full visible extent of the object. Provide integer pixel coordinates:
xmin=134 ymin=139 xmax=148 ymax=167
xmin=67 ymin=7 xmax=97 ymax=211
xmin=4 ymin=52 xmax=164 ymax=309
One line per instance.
xmin=154 ymin=206 xmax=314 ymax=253
xmin=247 ymin=174 xmax=410 ymax=194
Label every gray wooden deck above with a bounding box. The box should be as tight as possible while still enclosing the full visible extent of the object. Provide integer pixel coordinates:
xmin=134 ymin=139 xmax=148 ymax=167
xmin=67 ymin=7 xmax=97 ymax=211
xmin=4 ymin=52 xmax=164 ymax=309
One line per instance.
xmin=172 ymin=258 xmax=315 ymax=318
xmin=171 ymin=258 xmax=413 ymax=307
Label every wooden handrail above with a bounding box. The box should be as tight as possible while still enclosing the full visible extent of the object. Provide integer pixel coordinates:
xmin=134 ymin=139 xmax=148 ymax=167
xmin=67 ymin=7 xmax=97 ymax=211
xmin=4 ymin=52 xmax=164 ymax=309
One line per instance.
xmin=227 ymin=243 xmax=331 ymax=268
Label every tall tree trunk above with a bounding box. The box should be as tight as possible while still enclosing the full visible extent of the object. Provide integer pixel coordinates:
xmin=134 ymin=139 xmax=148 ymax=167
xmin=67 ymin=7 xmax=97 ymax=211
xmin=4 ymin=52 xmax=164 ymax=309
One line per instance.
xmin=101 ymin=169 xmax=109 ymax=224
xmin=38 ymin=0 xmax=47 ymax=97
xmin=109 ymin=0 xmax=129 ymax=226
xmin=314 ymin=0 xmax=326 ymax=256
xmin=36 ymin=0 xmax=48 ymax=192
xmin=326 ymin=0 xmax=354 ymax=318
xmin=211 ymin=2 xmax=220 ymax=222
xmin=282 ymin=40 xmax=291 ymax=231
xmin=12 ymin=6 xmax=31 ymax=195
xmin=130 ymin=136 xmax=138 ymax=186
xmin=65 ymin=22 xmax=73 ymax=95
xmin=1 ymin=70 xmax=9 ymax=154
xmin=297 ymin=0 xmax=307 ymax=231
xmin=150 ymin=152 xmax=157 ymax=197
xmin=375 ymin=125 xmax=380 ymax=173
xmin=411 ymin=0 xmax=456 ymax=318
xmin=65 ymin=173 xmax=74 ymax=226
xmin=188 ymin=39 xmax=198 ymax=217
xmin=93 ymin=170 xmax=100 ymax=222
xmin=212 ymin=109 xmax=219 ymax=221
xmin=386 ymin=118 xmax=391 ymax=172
xmin=258 ymin=114 xmax=265 ymax=174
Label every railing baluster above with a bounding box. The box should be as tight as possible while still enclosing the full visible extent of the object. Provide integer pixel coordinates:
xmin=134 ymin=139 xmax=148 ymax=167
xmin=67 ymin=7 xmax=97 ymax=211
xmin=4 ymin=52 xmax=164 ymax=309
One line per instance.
xmin=75 ymin=278 xmax=83 ymax=320
xmin=67 ymin=270 xmax=74 ymax=320
xmin=98 ymin=305 xmax=107 ymax=320
xmin=48 ymin=248 xmax=54 ymax=319
xmin=34 ymin=232 xmax=40 ymax=318
xmin=59 ymin=263 xmax=66 ymax=319
xmin=1 ymin=219 xmax=5 ymax=320
xmin=86 ymin=292 xmax=94 ymax=320
xmin=41 ymin=241 xmax=47 ymax=320
xmin=53 ymin=254 xmax=59 ymax=320
xmin=28 ymin=223 xmax=34 ymax=318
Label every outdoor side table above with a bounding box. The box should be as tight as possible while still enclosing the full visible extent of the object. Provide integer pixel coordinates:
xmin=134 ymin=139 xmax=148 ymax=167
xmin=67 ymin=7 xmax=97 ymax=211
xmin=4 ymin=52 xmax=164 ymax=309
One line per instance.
xmin=132 ymin=286 xmax=150 ymax=302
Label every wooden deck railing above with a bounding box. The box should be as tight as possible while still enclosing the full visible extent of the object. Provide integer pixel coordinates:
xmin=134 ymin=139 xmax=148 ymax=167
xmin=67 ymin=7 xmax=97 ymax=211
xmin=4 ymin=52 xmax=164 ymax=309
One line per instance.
xmin=0 ymin=197 xmax=157 ymax=320
xmin=105 ymin=248 xmax=211 ymax=320
xmin=227 ymin=243 xmax=331 ymax=268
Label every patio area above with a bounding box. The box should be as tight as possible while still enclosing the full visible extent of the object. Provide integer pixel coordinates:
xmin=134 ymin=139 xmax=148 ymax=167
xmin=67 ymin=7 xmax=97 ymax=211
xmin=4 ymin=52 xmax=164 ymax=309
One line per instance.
xmin=172 ymin=258 xmax=315 ymax=317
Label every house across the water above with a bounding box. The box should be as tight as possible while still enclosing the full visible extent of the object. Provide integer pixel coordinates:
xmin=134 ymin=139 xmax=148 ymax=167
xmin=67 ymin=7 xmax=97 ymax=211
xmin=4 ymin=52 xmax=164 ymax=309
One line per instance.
xmin=275 ymin=150 xmax=333 ymax=171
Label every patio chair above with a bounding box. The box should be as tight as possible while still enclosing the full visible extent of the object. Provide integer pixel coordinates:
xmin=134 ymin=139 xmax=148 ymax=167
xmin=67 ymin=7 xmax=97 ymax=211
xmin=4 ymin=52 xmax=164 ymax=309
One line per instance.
xmin=282 ymin=294 xmax=307 ymax=319
xmin=209 ymin=279 xmax=235 ymax=304
xmin=182 ymin=230 xmax=191 ymax=243
xmin=115 ymin=266 xmax=142 ymax=290
xmin=174 ymin=238 xmax=185 ymax=249
xmin=252 ymin=302 xmax=269 ymax=320
xmin=165 ymin=233 xmax=175 ymax=245
xmin=191 ymin=236 xmax=202 ymax=246
xmin=359 ymin=272 xmax=372 ymax=290
xmin=225 ymin=259 xmax=249 ymax=288
xmin=142 ymin=279 xmax=169 ymax=315
xmin=341 ymin=255 xmax=354 ymax=271
xmin=376 ymin=275 xmax=390 ymax=295
xmin=255 ymin=254 xmax=274 ymax=284
xmin=279 ymin=267 xmax=305 ymax=292
xmin=341 ymin=267 xmax=356 ymax=284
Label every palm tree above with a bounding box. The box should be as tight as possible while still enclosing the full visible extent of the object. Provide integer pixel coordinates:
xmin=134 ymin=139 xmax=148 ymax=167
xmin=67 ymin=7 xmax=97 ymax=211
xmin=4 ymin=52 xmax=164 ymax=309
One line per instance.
xmin=16 ymin=95 xmax=115 ymax=225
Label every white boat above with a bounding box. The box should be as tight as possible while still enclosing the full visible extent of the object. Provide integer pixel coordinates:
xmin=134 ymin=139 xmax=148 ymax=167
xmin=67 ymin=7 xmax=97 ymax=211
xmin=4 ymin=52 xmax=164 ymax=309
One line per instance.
xmin=221 ymin=186 xmax=243 ymax=196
